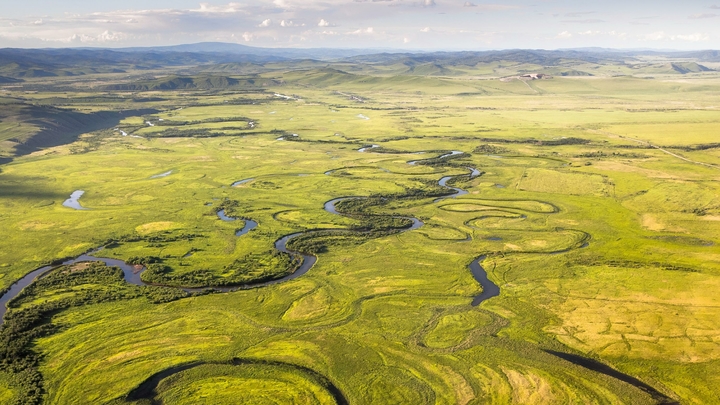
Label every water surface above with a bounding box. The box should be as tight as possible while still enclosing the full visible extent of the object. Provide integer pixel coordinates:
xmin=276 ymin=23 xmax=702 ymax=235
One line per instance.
xmin=150 ymin=171 xmax=173 ymax=179
xmin=231 ymin=178 xmax=254 ymax=187
xmin=62 ymin=190 xmax=87 ymax=210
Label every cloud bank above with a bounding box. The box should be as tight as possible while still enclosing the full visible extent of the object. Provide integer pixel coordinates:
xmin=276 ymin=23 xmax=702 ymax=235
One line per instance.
xmin=0 ymin=1 xmax=716 ymax=50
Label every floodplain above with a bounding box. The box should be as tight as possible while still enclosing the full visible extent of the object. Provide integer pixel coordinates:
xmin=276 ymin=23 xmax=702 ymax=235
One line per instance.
xmin=1 ymin=50 xmax=719 ymax=404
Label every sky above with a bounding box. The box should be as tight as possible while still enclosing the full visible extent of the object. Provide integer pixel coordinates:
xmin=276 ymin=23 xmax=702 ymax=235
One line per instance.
xmin=1 ymin=0 xmax=719 ymax=50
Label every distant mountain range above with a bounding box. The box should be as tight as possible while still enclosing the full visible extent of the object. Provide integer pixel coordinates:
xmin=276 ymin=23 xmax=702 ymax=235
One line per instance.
xmin=106 ymin=42 xmax=390 ymax=60
xmin=0 ymin=43 xmax=718 ymax=79
xmin=105 ymin=42 xmax=720 ymax=61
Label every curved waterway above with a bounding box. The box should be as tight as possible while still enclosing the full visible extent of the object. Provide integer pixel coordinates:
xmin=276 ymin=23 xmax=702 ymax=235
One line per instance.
xmin=3 ymin=148 xmax=468 ymax=325
xmin=438 ymin=176 xmax=467 ymax=198
xmin=469 ymin=256 xmax=500 ymax=306
xmin=358 ymin=144 xmax=379 ymax=153
xmin=3 ymin=149 xmax=537 ymax=316
xmin=150 ymin=171 xmax=173 ymax=179
xmin=353 ymin=148 xmax=492 ymax=304
xmin=437 ymin=163 xmax=673 ymax=404
xmin=0 ymin=192 xmax=424 ymax=326
xmin=3 ymin=151 xmax=525 ymax=324
xmin=0 ymin=210 xmax=261 ymax=325
xmin=402 ymin=150 xmax=672 ymax=401
xmin=407 ymin=149 xmax=480 ymax=203
xmin=0 ymin=249 xmax=144 ymax=324
xmin=217 ymin=210 xmax=259 ymax=236
xmin=408 ymin=150 xmax=463 ymax=166
xmin=231 ymin=178 xmax=254 ymax=187
xmin=324 ymin=197 xmax=424 ymax=231
xmin=418 ymin=160 xmax=497 ymax=306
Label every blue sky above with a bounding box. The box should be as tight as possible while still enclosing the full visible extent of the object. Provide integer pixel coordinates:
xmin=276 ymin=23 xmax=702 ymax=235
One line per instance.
xmin=1 ymin=1 xmax=719 ymax=50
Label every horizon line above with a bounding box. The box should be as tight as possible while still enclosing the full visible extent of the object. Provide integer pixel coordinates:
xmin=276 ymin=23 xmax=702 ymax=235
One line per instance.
xmin=1 ymin=42 xmax=718 ymax=54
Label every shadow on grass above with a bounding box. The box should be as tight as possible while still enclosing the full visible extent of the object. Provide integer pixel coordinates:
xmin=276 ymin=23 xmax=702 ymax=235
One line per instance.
xmin=15 ymin=107 xmax=157 ymax=157
xmin=0 ymin=174 xmax=68 ymax=200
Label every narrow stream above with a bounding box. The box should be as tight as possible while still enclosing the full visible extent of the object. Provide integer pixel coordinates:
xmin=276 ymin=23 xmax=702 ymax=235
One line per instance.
xmin=408 ymin=150 xmax=463 ymax=165
xmin=358 ymin=145 xmax=379 ymax=153
xmin=435 ymin=176 xmax=469 ymax=202
xmin=216 ymin=209 xmax=259 ymax=236
xmin=324 ymin=197 xmax=424 ymax=231
xmin=231 ymin=178 xmax=254 ymax=187
xmin=150 ymin=171 xmax=173 ymax=179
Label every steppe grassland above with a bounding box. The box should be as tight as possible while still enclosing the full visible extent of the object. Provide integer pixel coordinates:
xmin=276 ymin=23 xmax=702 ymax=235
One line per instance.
xmin=1 ymin=73 xmax=720 ymax=404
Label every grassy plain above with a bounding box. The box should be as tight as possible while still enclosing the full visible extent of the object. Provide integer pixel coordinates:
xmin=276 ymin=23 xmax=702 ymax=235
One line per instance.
xmin=1 ymin=62 xmax=720 ymax=404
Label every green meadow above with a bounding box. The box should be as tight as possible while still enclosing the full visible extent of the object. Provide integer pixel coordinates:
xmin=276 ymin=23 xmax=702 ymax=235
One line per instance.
xmin=1 ymin=62 xmax=719 ymax=404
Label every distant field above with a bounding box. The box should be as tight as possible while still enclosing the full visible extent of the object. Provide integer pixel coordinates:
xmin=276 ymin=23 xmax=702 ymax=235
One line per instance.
xmin=604 ymin=122 xmax=720 ymax=145
xmin=517 ymin=168 xmax=610 ymax=196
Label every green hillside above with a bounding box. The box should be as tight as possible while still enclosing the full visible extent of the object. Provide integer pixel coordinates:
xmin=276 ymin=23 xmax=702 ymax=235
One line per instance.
xmin=103 ymin=76 xmax=252 ymax=91
xmin=0 ymin=101 xmax=154 ymax=158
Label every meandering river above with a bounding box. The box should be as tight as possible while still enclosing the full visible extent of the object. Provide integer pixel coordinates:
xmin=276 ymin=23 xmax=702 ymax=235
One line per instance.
xmin=0 ymin=150 xmax=541 ymax=332
xmin=0 ymin=147 xmax=676 ymax=404
xmin=0 ymin=150 xmax=483 ymax=325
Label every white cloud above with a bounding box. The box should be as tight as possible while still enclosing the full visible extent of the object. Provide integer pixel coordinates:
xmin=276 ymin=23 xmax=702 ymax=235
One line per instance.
xmin=642 ymin=31 xmax=709 ymax=42
xmin=98 ymin=30 xmax=125 ymax=42
xmin=195 ymin=3 xmax=247 ymax=13
xmin=676 ymin=33 xmax=709 ymax=41
xmin=644 ymin=31 xmax=667 ymax=41
xmin=63 ymin=30 xmax=127 ymax=43
xmin=271 ymin=0 xmax=360 ymax=11
xmin=0 ymin=1 xmax=709 ymax=50
xmin=350 ymin=27 xmax=374 ymax=35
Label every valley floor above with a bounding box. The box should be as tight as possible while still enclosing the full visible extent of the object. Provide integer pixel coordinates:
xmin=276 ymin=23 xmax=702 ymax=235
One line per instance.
xmin=1 ymin=71 xmax=719 ymax=404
